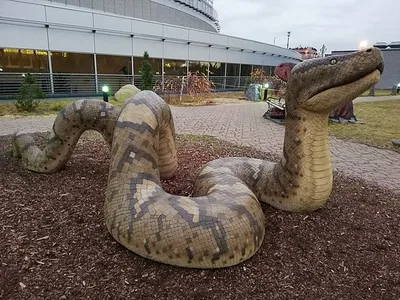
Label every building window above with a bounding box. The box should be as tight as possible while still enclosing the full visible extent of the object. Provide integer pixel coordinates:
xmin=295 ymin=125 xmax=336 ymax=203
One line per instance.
xmin=164 ymin=59 xmax=187 ymax=76
xmin=50 ymin=52 xmax=95 ymax=94
xmin=133 ymin=57 xmax=162 ymax=76
xmin=263 ymin=65 xmax=274 ymax=76
xmin=209 ymin=62 xmax=225 ymax=77
xmin=189 ymin=61 xmax=208 ymax=75
xmin=253 ymin=65 xmax=263 ymax=73
xmin=226 ymin=63 xmax=239 ymax=76
xmin=51 ymin=52 xmax=94 ymax=73
xmin=0 ymin=48 xmax=49 ymax=73
xmin=226 ymin=63 xmax=240 ymax=88
xmin=97 ymin=54 xmax=132 ymax=75
xmin=240 ymin=64 xmax=252 ymax=76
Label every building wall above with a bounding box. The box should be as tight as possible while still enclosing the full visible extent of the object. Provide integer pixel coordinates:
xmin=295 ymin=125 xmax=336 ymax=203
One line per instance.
xmin=0 ymin=0 xmax=302 ymax=96
xmin=0 ymin=0 xmax=300 ymax=64
xmin=26 ymin=0 xmax=219 ymax=32
xmin=378 ymin=49 xmax=400 ymax=89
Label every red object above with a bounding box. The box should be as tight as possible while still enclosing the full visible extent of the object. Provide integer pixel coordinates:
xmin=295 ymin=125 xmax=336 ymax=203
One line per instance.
xmin=329 ymin=101 xmax=355 ymax=120
xmin=274 ymin=63 xmax=297 ymax=82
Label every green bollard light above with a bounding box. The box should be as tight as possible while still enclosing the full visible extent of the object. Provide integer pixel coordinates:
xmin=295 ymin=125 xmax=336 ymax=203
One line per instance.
xmin=102 ymin=85 xmax=109 ymax=102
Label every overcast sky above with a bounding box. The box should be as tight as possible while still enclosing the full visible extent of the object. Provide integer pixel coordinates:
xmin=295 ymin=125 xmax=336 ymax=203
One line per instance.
xmin=214 ymin=0 xmax=399 ymax=53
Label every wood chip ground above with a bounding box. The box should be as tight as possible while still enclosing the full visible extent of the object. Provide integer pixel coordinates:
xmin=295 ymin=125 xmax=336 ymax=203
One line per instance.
xmin=0 ymin=132 xmax=399 ymax=300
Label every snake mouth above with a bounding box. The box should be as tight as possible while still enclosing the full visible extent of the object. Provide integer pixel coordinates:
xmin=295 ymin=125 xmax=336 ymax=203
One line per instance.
xmin=302 ymin=52 xmax=385 ymax=112
xmin=298 ymin=48 xmax=385 ymax=109
xmin=335 ymin=61 xmax=384 ymax=92
xmin=377 ymin=61 xmax=384 ymax=74
xmin=304 ymin=69 xmax=382 ymax=112
xmin=314 ymin=61 xmax=384 ymax=100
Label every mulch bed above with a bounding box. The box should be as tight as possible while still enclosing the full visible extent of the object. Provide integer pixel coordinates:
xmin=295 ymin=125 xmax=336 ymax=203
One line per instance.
xmin=0 ymin=132 xmax=399 ymax=300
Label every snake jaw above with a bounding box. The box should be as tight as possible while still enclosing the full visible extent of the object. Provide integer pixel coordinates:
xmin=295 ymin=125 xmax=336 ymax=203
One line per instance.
xmin=302 ymin=69 xmax=381 ymax=113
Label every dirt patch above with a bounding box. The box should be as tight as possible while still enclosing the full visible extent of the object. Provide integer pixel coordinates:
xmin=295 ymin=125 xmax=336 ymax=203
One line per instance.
xmin=0 ymin=132 xmax=399 ymax=300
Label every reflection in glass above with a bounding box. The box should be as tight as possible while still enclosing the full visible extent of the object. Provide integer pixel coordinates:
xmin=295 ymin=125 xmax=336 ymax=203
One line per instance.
xmin=253 ymin=65 xmax=263 ymax=73
xmin=189 ymin=61 xmax=208 ymax=75
xmin=263 ymin=65 xmax=274 ymax=76
xmin=97 ymin=54 xmax=132 ymax=74
xmin=240 ymin=64 xmax=252 ymax=76
xmin=226 ymin=63 xmax=239 ymax=76
xmin=0 ymin=48 xmax=48 ymax=73
xmin=133 ymin=57 xmax=162 ymax=75
xmin=50 ymin=52 xmax=95 ymax=94
xmin=164 ymin=59 xmax=187 ymax=76
xmin=51 ymin=52 xmax=94 ymax=73
xmin=209 ymin=62 xmax=225 ymax=76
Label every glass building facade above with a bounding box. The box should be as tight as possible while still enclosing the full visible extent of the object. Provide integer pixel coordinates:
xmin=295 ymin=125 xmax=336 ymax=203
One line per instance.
xmin=0 ymin=47 xmax=277 ymax=96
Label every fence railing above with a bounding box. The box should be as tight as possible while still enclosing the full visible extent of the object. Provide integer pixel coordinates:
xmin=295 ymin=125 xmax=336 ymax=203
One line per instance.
xmin=0 ymin=72 xmax=248 ymax=99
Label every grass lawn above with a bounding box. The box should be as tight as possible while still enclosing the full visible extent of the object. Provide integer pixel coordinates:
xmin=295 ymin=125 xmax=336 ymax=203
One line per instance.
xmin=0 ymin=98 xmax=125 ymax=117
xmin=328 ymin=100 xmax=400 ymax=151
xmin=361 ymin=89 xmax=392 ymax=96
xmin=0 ymin=92 xmax=244 ymax=116
xmin=0 ymin=100 xmax=74 ymax=116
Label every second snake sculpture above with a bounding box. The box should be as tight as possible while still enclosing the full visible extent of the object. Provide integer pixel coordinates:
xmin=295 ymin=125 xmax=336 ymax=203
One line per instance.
xmin=13 ymin=48 xmax=384 ymax=269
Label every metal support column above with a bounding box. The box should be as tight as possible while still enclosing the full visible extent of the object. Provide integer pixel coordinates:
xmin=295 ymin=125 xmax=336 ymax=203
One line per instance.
xmin=93 ymin=28 xmax=98 ymax=93
xmin=238 ymin=64 xmax=242 ymax=88
xmin=131 ymin=56 xmax=135 ymax=85
xmin=161 ymin=58 xmax=165 ymax=91
xmin=223 ymin=62 xmax=227 ymax=89
xmin=45 ymin=25 xmax=54 ymax=95
xmin=93 ymin=53 xmax=98 ymax=93
xmin=47 ymin=50 xmax=54 ymax=95
xmin=131 ymin=34 xmax=135 ymax=85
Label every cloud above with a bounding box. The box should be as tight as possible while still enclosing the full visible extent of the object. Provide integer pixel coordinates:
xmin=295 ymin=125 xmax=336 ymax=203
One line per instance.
xmin=214 ymin=0 xmax=399 ymax=53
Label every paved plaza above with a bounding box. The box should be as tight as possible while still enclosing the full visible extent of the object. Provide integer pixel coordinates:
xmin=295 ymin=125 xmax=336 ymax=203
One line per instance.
xmin=0 ymin=100 xmax=399 ymax=194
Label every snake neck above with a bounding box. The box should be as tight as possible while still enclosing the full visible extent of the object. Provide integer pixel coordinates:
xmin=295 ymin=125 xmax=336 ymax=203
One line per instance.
xmin=260 ymin=107 xmax=332 ymax=212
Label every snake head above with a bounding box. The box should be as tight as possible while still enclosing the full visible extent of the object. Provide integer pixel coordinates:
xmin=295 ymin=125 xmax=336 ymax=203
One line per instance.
xmin=286 ymin=47 xmax=384 ymax=113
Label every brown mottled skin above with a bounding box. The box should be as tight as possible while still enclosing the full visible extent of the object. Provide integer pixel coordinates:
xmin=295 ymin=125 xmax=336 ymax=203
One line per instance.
xmin=12 ymin=48 xmax=384 ymax=268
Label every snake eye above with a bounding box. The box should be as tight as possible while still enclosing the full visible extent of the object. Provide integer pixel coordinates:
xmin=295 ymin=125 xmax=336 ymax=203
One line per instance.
xmin=330 ymin=59 xmax=337 ymax=65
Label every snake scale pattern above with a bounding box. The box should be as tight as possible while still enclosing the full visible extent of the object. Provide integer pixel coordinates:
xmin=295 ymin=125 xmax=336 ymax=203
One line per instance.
xmin=12 ymin=48 xmax=384 ymax=268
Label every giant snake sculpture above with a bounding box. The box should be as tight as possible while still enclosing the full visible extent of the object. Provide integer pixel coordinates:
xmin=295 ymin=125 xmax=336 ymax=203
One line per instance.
xmin=12 ymin=48 xmax=384 ymax=268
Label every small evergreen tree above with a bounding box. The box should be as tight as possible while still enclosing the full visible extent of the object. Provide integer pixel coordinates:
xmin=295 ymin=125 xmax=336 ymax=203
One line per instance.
xmin=15 ymin=73 xmax=45 ymax=111
xmin=140 ymin=51 xmax=153 ymax=90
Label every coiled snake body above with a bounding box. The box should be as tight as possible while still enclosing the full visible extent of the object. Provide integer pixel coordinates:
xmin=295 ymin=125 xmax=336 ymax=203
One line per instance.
xmin=13 ymin=48 xmax=384 ymax=268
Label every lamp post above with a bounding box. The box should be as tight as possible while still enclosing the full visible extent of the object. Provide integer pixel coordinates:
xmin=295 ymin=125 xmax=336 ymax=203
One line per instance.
xmin=286 ymin=31 xmax=291 ymax=49
xmin=102 ymin=85 xmax=109 ymax=102
xmin=273 ymin=37 xmax=276 ymax=45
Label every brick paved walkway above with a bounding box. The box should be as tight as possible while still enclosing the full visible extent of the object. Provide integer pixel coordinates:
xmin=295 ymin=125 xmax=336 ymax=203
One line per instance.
xmin=1 ymin=102 xmax=399 ymax=194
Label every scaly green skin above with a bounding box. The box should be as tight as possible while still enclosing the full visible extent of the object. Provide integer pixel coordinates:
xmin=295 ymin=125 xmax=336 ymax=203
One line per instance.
xmin=13 ymin=48 xmax=384 ymax=268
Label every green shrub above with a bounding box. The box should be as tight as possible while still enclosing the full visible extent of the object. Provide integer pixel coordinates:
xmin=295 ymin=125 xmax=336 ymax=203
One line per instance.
xmin=244 ymin=77 xmax=252 ymax=92
xmin=15 ymin=73 xmax=45 ymax=112
xmin=140 ymin=51 xmax=153 ymax=91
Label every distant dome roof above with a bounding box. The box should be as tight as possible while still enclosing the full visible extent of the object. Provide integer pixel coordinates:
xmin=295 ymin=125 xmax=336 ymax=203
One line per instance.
xmin=388 ymin=41 xmax=400 ymax=49
xmin=373 ymin=42 xmax=388 ymax=49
